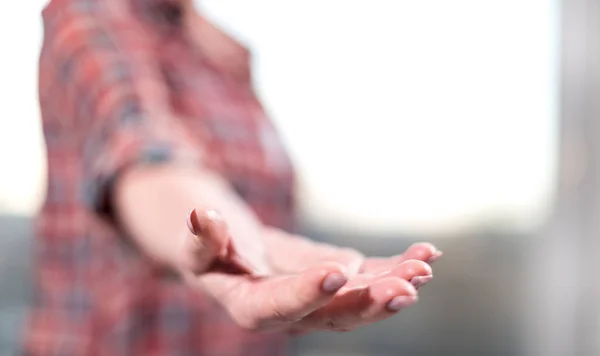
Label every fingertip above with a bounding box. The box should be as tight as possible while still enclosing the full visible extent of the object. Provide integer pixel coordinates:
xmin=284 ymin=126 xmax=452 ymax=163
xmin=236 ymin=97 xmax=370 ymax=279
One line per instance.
xmin=386 ymin=295 xmax=419 ymax=312
xmin=321 ymin=273 xmax=349 ymax=294
xmin=409 ymin=242 xmax=438 ymax=254
xmin=381 ymin=277 xmax=418 ymax=297
xmin=428 ymin=251 xmax=443 ymax=263
xmin=189 ymin=207 xmax=230 ymax=243
xmin=182 ymin=208 xmax=232 ymax=274
xmin=303 ymin=262 xmax=349 ymax=294
xmin=410 ymin=275 xmax=433 ymax=289
xmin=398 ymin=259 xmax=433 ymax=276
xmin=187 ymin=208 xmax=218 ymax=236
xmin=407 ymin=242 xmax=441 ymax=262
xmin=205 ymin=208 xmax=224 ymax=223
xmin=366 ymin=277 xmax=419 ymax=314
xmin=385 ymin=280 xmax=419 ymax=312
xmin=399 ymin=277 xmax=418 ymax=296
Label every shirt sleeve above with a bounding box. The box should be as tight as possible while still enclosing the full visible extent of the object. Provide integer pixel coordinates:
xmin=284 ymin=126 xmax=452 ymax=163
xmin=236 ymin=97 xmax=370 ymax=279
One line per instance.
xmin=39 ymin=0 xmax=202 ymax=215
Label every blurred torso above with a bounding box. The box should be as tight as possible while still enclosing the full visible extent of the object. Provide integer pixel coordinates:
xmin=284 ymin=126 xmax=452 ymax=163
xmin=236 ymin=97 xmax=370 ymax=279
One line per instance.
xmin=26 ymin=0 xmax=295 ymax=355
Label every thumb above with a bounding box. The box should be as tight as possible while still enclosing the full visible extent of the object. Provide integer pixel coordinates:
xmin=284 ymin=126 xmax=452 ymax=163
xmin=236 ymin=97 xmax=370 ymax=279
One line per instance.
xmin=180 ymin=208 xmax=231 ymax=274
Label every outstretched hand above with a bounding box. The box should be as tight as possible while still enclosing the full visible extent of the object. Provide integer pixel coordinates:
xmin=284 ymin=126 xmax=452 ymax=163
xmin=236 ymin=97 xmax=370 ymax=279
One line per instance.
xmin=179 ymin=208 xmax=442 ymax=334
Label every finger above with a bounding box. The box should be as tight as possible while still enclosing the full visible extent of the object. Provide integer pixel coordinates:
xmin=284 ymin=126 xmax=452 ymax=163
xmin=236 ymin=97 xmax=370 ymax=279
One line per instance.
xmin=249 ymin=262 xmax=350 ymax=329
xmin=298 ymin=277 xmax=418 ymax=331
xmin=202 ymin=262 xmax=350 ymax=331
xmin=378 ymin=260 xmax=433 ymax=289
xmin=362 ymin=242 xmax=442 ymax=274
xmin=344 ymin=260 xmax=432 ymax=290
xmin=181 ymin=208 xmax=230 ymax=274
xmin=344 ymin=273 xmax=378 ymax=289
xmin=289 ymin=260 xmax=432 ymax=334
xmin=402 ymin=243 xmax=443 ymax=264
xmin=357 ymin=277 xmax=420 ymax=322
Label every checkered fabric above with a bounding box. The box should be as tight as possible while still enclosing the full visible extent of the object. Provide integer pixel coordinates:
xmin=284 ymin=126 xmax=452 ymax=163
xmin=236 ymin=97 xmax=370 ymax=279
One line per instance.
xmin=23 ymin=0 xmax=295 ymax=354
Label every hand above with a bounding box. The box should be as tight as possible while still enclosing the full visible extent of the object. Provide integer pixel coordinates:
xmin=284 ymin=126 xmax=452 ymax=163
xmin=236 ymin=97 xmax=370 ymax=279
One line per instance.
xmin=263 ymin=229 xmax=442 ymax=333
xmin=263 ymin=227 xmax=442 ymax=278
xmin=180 ymin=208 xmax=442 ymax=333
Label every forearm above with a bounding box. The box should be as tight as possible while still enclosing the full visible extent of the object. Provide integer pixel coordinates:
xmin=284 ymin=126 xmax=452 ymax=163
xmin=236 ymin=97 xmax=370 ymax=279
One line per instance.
xmin=113 ymin=164 xmax=267 ymax=274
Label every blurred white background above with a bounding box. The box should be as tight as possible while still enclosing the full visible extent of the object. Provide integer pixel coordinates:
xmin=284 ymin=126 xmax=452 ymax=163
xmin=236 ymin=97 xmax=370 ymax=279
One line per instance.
xmin=0 ymin=0 xmax=559 ymax=235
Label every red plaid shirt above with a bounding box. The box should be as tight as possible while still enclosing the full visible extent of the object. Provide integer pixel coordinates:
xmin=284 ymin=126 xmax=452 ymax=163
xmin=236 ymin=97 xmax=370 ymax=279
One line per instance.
xmin=24 ymin=0 xmax=296 ymax=354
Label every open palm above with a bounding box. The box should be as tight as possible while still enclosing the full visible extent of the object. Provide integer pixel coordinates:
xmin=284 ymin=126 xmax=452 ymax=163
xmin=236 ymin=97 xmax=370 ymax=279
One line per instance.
xmin=182 ymin=209 xmax=442 ymax=334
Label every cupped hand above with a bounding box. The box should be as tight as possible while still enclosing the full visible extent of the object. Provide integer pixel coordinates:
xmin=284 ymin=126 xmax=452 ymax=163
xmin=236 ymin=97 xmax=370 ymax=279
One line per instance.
xmin=263 ymin=227 xmax=442 ymax=280
xmin=263 ymin=228 xmax=442 ymax=333
xmin=179 ymin=208 xmax=443 ymax=333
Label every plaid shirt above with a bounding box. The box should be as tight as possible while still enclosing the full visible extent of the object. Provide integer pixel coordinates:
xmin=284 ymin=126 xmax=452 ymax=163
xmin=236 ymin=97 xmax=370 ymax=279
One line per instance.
xmin=24 ymin=0 xmax=295 ymax=354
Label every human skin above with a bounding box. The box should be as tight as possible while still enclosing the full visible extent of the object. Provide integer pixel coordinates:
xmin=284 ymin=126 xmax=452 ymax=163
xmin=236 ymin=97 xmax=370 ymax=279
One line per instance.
xmin=114 ymin=164 xmax=442 ymax=333
xmin=112 ymin=1 xmax=442 ymax=333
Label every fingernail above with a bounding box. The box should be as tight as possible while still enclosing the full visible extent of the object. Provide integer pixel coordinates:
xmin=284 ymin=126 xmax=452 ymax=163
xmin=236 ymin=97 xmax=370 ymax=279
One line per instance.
xmin=410 ymin=275 xmax=433 ymax=288
xmin=186 ymin=209 xmax=197 ymax=235
xmin=428 ymin=251 xmax=443 ymax=264
xmin=322 ymin=273 xmax=348 ymax=293
xmin=387 ymin=295 xmax=419 ymax=312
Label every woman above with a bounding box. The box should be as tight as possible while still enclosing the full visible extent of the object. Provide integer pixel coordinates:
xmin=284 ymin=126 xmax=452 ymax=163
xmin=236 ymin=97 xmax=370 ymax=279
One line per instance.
xmin=24 ymin=0 xmax=442 ymax=354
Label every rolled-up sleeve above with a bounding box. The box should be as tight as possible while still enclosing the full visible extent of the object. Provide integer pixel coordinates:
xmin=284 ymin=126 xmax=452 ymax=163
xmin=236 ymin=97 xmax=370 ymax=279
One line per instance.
xmin=40 ymin=0 xmax=201 ymax=215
